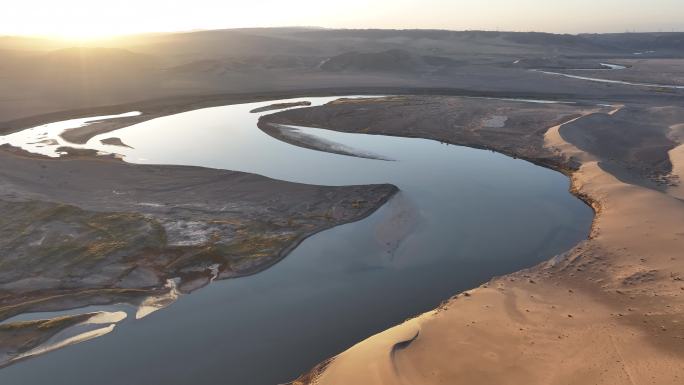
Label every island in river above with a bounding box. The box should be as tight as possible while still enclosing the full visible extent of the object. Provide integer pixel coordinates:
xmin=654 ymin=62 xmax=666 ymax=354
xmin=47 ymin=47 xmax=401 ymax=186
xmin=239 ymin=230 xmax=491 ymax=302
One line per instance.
xmin=0 ymin=142 xmax=395 ymax=366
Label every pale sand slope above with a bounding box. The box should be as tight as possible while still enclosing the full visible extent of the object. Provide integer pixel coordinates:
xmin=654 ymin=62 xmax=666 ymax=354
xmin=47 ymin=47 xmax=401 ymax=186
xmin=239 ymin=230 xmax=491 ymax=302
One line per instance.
xmin=543 ymin=104 xmax=623 ymax=165
xmin=295 ymin=116 xmax=684 ymax=385
xmin=668 ymin=123 xmax=684 ymax=200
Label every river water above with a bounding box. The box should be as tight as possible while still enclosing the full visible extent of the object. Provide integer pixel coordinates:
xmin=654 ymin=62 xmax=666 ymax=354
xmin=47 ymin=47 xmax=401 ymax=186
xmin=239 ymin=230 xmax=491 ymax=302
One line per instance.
xmin=0 ymin=97 xmax=593 ymax=385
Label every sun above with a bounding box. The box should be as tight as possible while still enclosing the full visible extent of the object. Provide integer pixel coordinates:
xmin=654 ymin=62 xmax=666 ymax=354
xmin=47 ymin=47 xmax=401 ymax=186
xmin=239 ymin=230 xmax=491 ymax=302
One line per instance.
xmin=4 ymin=1 xmax=152 ymax=42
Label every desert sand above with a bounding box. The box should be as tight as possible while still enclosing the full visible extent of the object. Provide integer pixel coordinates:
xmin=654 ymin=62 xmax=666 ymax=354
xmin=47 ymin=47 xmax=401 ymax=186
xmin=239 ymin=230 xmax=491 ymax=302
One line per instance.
xmin=263 ymin=97 xmax=684 ymax=385
xmin=299 ymin=163 xmax=684 ymax=385
xmin=668 ymin=124 xmax=684 ymax=199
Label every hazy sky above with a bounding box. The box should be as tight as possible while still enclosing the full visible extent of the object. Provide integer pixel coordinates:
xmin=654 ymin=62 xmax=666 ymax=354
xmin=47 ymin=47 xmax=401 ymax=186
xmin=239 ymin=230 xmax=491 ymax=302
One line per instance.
xmin=3 ymin=0 xmax=683 ymax=39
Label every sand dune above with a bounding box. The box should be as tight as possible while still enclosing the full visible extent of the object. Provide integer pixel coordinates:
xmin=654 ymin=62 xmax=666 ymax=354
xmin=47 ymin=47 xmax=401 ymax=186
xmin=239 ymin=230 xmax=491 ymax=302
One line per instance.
xmin=281 ymin=98 xmax=684 ymax=385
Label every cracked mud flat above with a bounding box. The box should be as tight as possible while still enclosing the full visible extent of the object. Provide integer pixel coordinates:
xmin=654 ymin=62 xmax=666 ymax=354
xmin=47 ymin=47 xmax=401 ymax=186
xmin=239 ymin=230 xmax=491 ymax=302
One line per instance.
xmin=259 ymin=96 xmax=684 ymax=385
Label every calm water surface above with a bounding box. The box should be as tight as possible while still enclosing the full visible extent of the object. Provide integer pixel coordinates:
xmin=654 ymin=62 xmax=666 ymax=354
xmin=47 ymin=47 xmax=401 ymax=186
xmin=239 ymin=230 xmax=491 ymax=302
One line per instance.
xmin=0 ymin=97 xmax=593 ymax=385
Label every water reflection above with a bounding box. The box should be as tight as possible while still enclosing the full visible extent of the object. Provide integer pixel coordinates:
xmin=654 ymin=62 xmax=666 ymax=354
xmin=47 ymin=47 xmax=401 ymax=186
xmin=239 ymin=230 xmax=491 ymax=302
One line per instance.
xmin=0 ymin=97 xmax=593 ymax=385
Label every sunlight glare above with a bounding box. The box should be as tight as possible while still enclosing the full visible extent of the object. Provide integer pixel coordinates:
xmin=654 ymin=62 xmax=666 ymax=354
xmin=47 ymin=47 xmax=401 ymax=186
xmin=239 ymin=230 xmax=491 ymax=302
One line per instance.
xmin=2 ymin=0 xmax=683 ymax=38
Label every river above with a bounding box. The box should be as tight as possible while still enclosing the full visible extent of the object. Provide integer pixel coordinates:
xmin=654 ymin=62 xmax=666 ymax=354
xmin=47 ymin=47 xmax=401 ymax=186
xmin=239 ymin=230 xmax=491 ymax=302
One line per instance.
xmin=0 ymin=96 xmax=593 ymax=385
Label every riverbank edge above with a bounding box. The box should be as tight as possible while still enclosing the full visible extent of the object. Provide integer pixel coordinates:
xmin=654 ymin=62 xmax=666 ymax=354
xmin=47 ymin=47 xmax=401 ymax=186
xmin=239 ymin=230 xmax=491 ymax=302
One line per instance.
xmin=281 ymin=101 xmax=684 ymax=385
xmin=5 ymin=92 xmax=683 ymax=384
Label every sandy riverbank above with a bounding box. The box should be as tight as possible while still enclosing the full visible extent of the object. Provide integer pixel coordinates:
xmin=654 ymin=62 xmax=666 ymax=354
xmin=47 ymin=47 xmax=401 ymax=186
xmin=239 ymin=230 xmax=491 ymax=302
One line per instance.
xmin=258 ymin=96 xmax=684 ymax=385
xmin=297 ymin=161 xmax=684 ymax=385
xmin=0 ymin=144 xmax=396 ymax=366
xmin=2 ymin=92 xmax=683 ymax=380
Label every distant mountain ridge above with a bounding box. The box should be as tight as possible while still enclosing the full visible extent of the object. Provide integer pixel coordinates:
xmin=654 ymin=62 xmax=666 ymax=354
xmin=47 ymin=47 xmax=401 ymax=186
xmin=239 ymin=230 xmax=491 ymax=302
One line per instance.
xmin=4 ymin=29 xmax=684 ymax=58
xmin=1 ymin=27 xmax=682 ymax=122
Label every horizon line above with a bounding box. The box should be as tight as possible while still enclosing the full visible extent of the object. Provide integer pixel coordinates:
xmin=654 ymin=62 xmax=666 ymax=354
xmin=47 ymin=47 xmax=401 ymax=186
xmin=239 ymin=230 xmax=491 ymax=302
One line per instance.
xmin=3 ymin=26 xmax=684 ymax=42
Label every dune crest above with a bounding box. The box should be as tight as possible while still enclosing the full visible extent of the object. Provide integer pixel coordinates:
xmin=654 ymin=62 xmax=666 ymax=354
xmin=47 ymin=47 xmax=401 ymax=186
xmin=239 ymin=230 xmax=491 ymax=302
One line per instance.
xmin=292 ymin=109 xmax=684 ymax=385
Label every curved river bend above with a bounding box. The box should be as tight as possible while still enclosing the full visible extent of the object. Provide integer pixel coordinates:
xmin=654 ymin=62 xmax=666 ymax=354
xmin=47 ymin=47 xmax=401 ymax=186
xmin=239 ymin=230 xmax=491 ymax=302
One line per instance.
xmin=0 ymin=97 xmax=593 ymax=385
